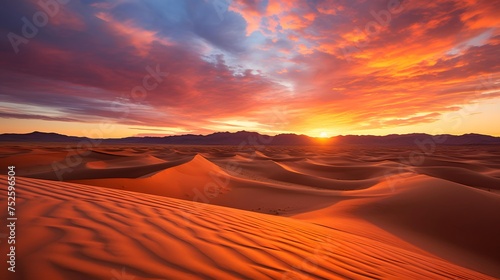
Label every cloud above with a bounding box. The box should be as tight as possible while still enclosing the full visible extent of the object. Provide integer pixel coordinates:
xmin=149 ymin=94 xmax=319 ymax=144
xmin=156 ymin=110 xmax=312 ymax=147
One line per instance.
xmin=0 ymin=0 xmax=499 ymax=136
xmin=0 ymin=112 xmax=79 ymax=122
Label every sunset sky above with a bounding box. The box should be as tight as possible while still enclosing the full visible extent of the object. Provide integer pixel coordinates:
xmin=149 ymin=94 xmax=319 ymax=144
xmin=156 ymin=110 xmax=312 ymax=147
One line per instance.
xmin=1 ymin=0 xmax=499 ymax=138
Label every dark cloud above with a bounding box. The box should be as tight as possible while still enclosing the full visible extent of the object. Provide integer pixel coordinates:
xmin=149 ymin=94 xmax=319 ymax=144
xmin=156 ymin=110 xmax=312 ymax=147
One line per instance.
xmin=0 ymin=112 xmax=79 ymax=122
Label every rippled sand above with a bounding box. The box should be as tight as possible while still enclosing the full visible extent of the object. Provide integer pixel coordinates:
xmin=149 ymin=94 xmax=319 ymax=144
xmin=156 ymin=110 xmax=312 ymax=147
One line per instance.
xmin=1 ymin=144 xmax=499 ymax=279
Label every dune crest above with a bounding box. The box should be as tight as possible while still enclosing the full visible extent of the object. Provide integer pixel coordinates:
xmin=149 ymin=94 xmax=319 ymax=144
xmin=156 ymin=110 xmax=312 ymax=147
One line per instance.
xmin=72 ymin=154 xmax=231 ymax=199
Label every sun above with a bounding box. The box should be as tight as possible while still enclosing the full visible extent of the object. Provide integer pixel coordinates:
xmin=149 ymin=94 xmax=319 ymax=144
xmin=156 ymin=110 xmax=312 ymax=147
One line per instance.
xmin=319 ymin=131 xmax=328 ymax=138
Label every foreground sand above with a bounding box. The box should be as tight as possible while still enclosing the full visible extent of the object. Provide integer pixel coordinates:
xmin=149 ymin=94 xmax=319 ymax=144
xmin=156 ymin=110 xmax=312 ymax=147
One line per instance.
xmin=0 ymin=175 xmax=496 ymax=280
xmin=1 ymin=144 xmax=499 ymax=279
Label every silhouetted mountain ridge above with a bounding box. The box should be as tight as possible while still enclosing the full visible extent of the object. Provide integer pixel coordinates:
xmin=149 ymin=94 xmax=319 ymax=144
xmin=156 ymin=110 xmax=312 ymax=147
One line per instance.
xmin=1 ymin=131 xmax=499 ymax=146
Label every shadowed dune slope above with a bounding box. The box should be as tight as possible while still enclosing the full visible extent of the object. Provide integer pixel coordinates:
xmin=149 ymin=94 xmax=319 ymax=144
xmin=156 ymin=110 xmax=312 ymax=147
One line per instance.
xmin=293 ymin=175 xmax=500 ymax=278
xmin=0 ymin=176 xmax=495 ymax=280
xmin=0 ymin=150 xmax=192 ymax=181
xmin=85 ymin=155 xmax=166 ymax=169
xmin=71 ymin=154 xmax=342 ymax=215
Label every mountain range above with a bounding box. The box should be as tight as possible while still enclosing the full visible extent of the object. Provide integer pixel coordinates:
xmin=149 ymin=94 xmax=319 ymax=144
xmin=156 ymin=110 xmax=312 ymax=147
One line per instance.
xmin=1 ymin=131 xmax=500 ymax=146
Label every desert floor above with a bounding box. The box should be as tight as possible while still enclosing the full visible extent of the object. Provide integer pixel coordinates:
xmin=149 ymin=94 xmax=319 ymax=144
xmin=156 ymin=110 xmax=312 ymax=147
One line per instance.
xmin=1 ymin=144 xmax=499 ymax=279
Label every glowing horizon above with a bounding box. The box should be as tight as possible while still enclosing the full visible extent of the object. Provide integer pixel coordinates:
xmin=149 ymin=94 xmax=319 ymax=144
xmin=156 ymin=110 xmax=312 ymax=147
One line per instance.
xmin=1 ymin=0 xmax=499 ymax=138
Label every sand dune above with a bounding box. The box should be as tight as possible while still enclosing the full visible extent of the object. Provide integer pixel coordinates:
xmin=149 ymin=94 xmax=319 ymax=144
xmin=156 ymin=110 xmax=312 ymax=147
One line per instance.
xmin=1 ymin=144 xmax=500 ymax=278
xmin=293 ymin=175 xmax=500 ymax=277
xmin=72 ymin=154 xmax=340 ymax=215
xmin=73 ymin=154 xmax=231 ymax=198
xmin=0 ymin=146 xmax=192 ymax=181
xmin=277 ymin=160 xmax=394 ymax=180
xmin=0 ymin=176 xmax=495 ymax=280
xmin=415 ymin=166 xmax=500 ymax=190
xmin=85 ymin=155 xmax=166 ymax=169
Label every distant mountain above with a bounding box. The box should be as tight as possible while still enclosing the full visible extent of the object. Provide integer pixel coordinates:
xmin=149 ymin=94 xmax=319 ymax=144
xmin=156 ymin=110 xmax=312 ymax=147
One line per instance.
xmin=111 ymin=131 xmax=317 ymax=146
xmin=0 ymin=131 xmax=86 ymax=142
xmin=1 ymin=131 xmax=500 ymax=146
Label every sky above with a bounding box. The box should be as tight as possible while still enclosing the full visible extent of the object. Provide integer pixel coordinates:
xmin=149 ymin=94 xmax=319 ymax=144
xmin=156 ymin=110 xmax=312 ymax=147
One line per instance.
xmin=0 ymin=0 xmax=499 ymax=138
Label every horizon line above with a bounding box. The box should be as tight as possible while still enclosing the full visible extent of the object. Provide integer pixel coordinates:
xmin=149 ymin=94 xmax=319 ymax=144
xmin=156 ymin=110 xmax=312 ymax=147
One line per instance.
xmin=2 ymin=130 xmax=500 ymax=140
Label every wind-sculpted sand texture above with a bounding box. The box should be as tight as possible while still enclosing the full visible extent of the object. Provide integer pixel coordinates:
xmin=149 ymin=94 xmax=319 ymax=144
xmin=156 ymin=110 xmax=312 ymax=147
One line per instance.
xmin=0 ymin=175 xmax=496 ymax=280
xmin=1 ymin=144 xmax=499 ymax=278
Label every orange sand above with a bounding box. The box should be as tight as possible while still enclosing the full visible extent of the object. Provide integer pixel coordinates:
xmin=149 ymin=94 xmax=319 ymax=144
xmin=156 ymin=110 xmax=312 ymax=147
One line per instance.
xmin=0 ymin=144 xmax=499 ymax=279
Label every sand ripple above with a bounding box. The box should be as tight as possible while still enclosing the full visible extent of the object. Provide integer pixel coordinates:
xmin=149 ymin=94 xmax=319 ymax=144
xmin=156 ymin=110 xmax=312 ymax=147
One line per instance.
xmin=0 ymin=175 xmax=494 ymax=280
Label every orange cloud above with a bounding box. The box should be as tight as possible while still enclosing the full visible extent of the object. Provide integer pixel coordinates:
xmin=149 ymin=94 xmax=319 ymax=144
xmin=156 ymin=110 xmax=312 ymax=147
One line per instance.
xmin=2 ymin=0 xmax=500 ymax=137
